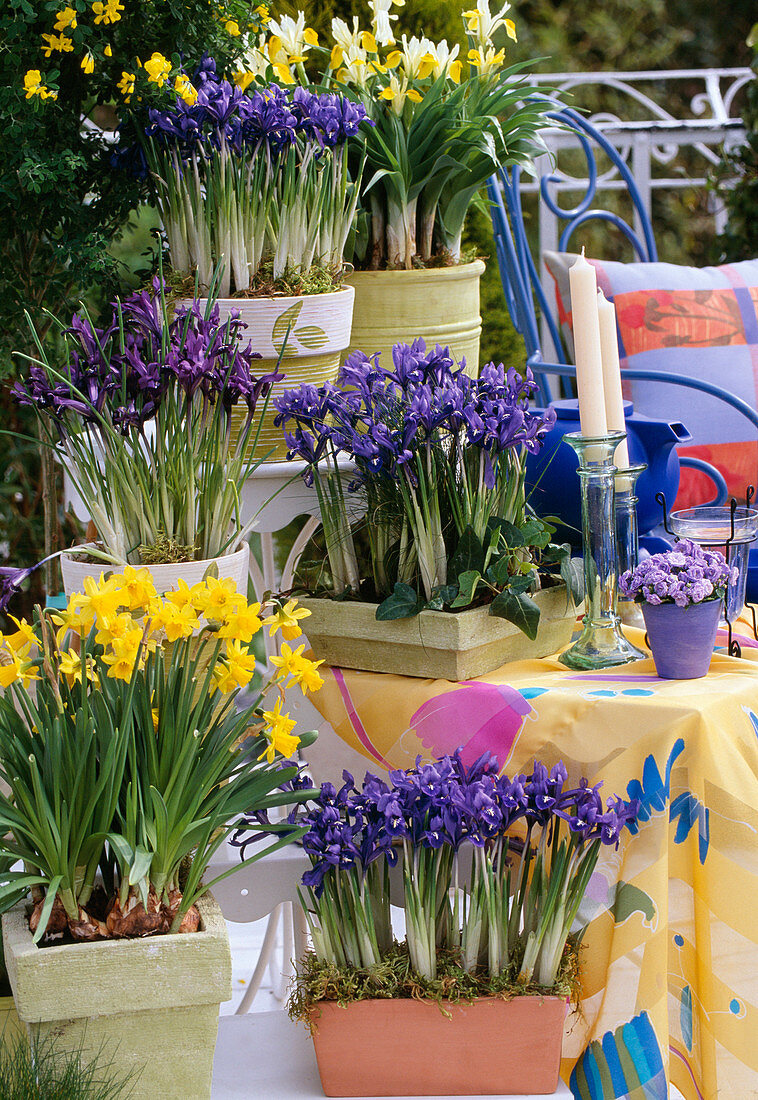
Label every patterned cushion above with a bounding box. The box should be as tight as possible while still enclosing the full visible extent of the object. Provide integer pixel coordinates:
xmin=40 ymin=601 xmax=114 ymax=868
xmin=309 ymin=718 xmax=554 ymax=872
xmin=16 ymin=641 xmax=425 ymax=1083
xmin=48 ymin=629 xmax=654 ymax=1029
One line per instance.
xmin=543 ymin=251 xmax=758 ymax=508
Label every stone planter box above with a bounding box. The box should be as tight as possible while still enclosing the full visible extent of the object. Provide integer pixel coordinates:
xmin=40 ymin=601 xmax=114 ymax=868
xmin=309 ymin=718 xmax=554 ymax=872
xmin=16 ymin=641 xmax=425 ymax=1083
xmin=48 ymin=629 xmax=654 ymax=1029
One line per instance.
xmin=2 ymin=892 xmax=231 ymax=1098
xmin=309 ymin=995 xmax=568 ymax=1096
xmin=300 ymin=583 xmax=578 ymax=680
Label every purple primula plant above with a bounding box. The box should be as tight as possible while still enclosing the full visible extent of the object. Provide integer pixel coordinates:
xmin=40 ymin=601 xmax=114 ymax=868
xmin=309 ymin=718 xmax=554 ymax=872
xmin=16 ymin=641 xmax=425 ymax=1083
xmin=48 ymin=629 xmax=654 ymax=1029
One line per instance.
xmin=619 ymin=539 xmax=735 ymax=608
xmin=117 ymin=58 xmax=371 ymax=296
xmin=13 ymin=272 xmax=280 ymax=565
xmin=234 ymin=751 xmax=638 ymax=988
xmin=274 ymin=340 xmax=575 ymax=636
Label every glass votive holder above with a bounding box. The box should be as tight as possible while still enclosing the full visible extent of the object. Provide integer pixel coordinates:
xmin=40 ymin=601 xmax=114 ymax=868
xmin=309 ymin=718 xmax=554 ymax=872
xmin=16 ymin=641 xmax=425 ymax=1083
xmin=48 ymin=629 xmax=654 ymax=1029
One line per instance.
xmin=669 ymin=505 xmax=758 ymax=622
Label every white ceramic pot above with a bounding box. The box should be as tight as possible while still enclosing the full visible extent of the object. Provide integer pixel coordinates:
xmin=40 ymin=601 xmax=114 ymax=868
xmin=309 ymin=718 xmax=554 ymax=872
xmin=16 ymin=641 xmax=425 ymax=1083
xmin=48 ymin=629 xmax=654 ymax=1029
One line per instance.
xmin=60 ymin=543 xmax=250 ymax=598
xmin=183 ymin=286 xmax=355 ymax=462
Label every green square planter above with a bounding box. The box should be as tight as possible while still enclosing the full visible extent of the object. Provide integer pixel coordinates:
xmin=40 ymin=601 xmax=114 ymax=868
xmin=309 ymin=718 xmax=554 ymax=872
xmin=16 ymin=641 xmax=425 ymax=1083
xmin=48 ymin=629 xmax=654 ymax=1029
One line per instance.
xmin=1 ymin=892 xmax=231 ymax=1097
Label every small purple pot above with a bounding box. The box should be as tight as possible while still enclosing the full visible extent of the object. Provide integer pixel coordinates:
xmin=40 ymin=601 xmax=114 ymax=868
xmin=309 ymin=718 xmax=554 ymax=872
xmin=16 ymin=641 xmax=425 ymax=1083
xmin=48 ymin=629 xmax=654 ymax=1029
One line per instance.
xmin=641 ymin=598 xmax=722 ymax=679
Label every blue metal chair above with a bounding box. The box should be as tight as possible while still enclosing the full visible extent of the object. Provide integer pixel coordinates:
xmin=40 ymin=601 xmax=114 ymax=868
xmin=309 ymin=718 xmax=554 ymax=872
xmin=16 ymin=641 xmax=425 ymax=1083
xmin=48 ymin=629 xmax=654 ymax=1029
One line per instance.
xmin=487 ymin=102 xmax=758 ymax=506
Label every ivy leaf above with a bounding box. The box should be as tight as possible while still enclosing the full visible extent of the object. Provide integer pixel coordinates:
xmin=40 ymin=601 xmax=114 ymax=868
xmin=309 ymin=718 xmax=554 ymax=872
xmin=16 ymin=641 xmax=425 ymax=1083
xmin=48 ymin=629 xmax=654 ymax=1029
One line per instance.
xmin=495 ymin=519 xmax=525 ymax=548
xmin=448 ymin=525 xmax=485 ymax=579
xmin=519 ymin=517 xmax=553 ymax=549
xmin=485 ymin=554 xmax=512 ymax=587
xmin=427 ymin=584 xmax=458 ymax=610
xmin=450 ymin=570 xmax=481 ymax=608
xmin=376 ymin=582 xmax=422 ymax=620
xmin=490 ymin=590 xmax=541 ymax=640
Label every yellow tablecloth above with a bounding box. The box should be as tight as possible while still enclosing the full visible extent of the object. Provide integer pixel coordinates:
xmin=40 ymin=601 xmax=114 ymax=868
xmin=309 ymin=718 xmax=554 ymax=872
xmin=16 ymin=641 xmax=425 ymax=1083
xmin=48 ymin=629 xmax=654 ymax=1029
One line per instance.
xmin=309 ymin=620 xmax=758 ymax=1100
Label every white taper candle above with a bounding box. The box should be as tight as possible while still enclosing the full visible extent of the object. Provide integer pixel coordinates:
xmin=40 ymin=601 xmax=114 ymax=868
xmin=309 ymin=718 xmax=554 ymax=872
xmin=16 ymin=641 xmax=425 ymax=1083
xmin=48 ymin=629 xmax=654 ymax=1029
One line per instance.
xmin=569 ymin=249 xmax=607 ymax=438
xmin=597 ymin=289 xmax=630 ymax=471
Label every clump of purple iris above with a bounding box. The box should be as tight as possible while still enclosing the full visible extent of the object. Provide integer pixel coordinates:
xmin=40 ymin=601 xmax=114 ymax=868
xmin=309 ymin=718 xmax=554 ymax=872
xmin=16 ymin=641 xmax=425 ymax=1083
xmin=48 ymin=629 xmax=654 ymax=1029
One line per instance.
xmin=114 ymin=60 xmax=372 ymax=297
xmin=274 ymin=339 xmax=557 ymax=606
xmin=12 ymin=279 xmax=281 ymax=564
xmin=236 ymin=750 xmax=638 ymax=986
xmin=12 ymin=279 xmax=277 ymax=432
xmin=619 ymin=539 xmax=735 ymax=607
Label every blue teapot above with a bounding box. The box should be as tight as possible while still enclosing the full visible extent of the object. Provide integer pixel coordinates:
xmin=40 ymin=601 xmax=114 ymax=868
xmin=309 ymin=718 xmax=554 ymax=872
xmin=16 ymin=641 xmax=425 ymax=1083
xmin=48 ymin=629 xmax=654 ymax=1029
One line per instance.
xmin=525 ymin=399 xmax=691 ymax=546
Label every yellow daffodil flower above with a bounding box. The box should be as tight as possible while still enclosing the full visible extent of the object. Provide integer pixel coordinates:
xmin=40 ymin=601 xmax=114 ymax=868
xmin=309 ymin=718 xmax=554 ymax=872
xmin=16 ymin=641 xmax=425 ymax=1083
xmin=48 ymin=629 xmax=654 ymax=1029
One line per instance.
xmin=114 ymin=565 xmax=157 ymax=611
xmin=144 ymin=51 xmax=172 ymax=87
xmin=260 ymin=698 xmax=299 ymax=762
xmin=69 ymin=574 xmax=123 ymax=632
xmin=81 ymin=54 xmax=95 ymax=75
xmin=163 ymin=578 xmax=199 ymax=613
xmin=118 ymin=71 xmax=135 ymax=100
xmin=174 ymin=73 xmax=198 ymax=105
xmin=92 ymin=0 xmax=124 ymax=25
xmin=41 ymin=33 xmax=74 ymax=57
xmin=95 ymin=611 xmax=139 ymax=647
xmin=151 ymin=601 xmax=198 ymax=642
xmin=101 ymin=634 xmax=142 ymax=681
xmin=223 ymin=639 xmax=258 ymax=688
xmin=196 ymin=575 xmax=244 ymax=620
xmin=217 ymin=603 xmax=263 ymax=644
xmin=58 ymin=650 xmax=98 ymax=688
xmin=0 ymin=645 xmax=39 ymax=691
xmin=262 ymin=599 xmax=311 ymax=641
xmin=54 ymin=6 xmax=78 ymax=31
xmin=212 ymin=661 xmax=239 ymax=694
xmin=270 ymin=643 xmax=324 ymax=694
xmin=3 ymin=616 xmax=39 ymax=657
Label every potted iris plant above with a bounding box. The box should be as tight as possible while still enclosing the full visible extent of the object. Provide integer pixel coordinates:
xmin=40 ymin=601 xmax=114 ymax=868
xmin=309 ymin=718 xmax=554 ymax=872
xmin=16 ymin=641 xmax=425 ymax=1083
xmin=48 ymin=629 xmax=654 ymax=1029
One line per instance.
xmin=116 ymin=60 xmax=371 ymax=458
xmin=0 ymin=569 xmax=321 ymax=1095
xmin=238 ymin=0 xmax=553 ymax=370
xmin=274 ymin=340 xmax=582 ymax=679
xmin=235 ymin=751 xmax=638 ymax=1097
xmin=13 ymin=275 xmax=278 ymax=590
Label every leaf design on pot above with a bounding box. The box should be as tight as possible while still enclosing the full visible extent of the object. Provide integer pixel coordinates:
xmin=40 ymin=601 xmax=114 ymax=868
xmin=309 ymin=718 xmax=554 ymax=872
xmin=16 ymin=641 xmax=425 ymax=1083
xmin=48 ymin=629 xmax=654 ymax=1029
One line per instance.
xmin=294 ymin=324 xmax=329 ymax=349
xmin=272 ymin=302 xmax=304 ymax=357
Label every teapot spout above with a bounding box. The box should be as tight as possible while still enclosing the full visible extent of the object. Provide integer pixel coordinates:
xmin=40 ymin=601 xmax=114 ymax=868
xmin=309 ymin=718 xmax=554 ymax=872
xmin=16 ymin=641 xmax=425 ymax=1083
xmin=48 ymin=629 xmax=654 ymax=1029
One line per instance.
xmin=633 ymin=415 xmax=692 ymax=454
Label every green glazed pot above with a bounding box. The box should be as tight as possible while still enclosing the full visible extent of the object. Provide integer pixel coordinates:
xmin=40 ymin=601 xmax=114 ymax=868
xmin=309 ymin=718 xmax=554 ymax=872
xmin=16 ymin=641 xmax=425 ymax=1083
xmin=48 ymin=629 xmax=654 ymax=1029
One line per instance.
xmin=344 ymin=260 xmax=485 ymax=375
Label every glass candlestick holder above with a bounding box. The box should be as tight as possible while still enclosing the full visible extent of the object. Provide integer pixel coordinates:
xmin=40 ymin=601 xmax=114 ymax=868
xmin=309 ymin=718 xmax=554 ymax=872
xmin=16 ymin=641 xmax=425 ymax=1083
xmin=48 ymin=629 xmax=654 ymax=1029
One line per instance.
xmin=615 ymin=464 xmax=647 ymax=629
xmin=559 ymin=432 xmax=646 ymax=670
